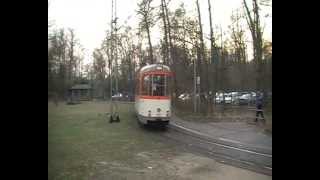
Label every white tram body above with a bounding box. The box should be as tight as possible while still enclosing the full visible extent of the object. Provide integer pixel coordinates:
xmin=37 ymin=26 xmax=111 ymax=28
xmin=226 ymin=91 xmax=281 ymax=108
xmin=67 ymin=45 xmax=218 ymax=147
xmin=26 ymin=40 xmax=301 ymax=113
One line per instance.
xmin=135 ymin=64 xmax=172 ymax=125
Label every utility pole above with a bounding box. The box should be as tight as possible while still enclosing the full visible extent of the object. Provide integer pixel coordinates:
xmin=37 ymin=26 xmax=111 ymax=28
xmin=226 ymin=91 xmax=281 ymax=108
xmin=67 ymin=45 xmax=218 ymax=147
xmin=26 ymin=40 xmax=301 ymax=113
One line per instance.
xmin=109 ymin=0 xmax=114 ymax=121
xmin=193 ymin=57 xmax=196 ymax=113
xmin=114 ymin=0 xmax=119 ymax=97
xmin=109 ymin=0 xmax=119 ymax=123
xmin=220 ymin=25 xmax=225 ymax=111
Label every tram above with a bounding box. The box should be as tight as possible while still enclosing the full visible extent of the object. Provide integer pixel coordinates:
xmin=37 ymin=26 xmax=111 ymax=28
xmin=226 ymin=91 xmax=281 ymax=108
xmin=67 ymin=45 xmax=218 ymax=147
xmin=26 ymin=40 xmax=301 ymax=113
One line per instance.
xmin=135 ymin=64 xmax=172 ymax=126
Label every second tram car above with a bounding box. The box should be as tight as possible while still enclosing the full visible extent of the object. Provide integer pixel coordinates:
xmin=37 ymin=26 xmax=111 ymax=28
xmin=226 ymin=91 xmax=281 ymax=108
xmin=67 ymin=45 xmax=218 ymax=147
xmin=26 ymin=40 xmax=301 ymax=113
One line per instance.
xmin=135 ymin=64 xmax=172 ymax=126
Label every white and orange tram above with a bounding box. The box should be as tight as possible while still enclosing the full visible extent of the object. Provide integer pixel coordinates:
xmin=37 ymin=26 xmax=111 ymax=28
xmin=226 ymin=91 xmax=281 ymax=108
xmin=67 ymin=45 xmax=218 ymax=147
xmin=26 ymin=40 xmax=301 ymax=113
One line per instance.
xmin=135 ymin=64 xmax=173 ymax=126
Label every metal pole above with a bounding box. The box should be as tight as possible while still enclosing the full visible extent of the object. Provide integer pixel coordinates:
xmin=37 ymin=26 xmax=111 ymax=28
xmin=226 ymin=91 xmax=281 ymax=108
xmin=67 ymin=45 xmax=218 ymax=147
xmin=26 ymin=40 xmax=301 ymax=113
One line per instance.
xmin=193 ymin=58 xmax=196 ymax=113
xmin=109 ymin=0 xmax=114 ymax=117
xmin=114 ymin=7 xmax=119 ymax=114
xmin=114 ymin=0 xmax=118 ymax=98
xmin=198 ymin=76 xmax=200 ymax=112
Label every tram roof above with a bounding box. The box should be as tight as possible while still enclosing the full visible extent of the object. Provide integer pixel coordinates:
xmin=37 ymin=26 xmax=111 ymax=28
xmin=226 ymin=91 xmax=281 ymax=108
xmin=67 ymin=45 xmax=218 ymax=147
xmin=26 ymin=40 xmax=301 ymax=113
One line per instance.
xmin=139 ymin=64 xmax=170 ymax=74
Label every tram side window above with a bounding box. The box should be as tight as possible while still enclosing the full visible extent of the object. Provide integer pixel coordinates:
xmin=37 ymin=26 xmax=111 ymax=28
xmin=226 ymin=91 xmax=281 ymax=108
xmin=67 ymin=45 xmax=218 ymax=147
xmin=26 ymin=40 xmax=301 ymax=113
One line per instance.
xmin=165 ymin=76 xmax=171 ymax=96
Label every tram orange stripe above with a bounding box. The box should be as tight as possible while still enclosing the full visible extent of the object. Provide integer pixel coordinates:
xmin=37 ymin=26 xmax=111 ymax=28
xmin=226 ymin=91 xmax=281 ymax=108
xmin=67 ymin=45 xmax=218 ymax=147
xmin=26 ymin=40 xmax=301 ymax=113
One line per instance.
xmin=137 ymin=95 xmax=171 ymax=100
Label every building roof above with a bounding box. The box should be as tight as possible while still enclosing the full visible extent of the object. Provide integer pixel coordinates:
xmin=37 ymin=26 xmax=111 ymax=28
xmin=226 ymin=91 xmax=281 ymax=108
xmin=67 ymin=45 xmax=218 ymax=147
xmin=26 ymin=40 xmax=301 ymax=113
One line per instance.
xmin=70 ymin=84 xmax=92 ymax=90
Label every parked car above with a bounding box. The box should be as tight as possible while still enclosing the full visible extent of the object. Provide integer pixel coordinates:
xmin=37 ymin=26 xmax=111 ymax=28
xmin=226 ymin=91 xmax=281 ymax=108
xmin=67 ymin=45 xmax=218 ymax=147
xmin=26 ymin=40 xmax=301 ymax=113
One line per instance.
xmin=238 ymin=93 xmax=251 ymax=105
xmin=178 ymin=93 xmax=185 ymax=99
xmin=120 ymin=92 xmax=133 ymax=101
xmin=112 ymin=93 xmax=123 ymax=101
xmin=231 ymin=92 xmax=240 ymax=103
xmin=224 ymin=95 xmax=232 ymax=104
xmin=214 ymin=92 xmax=232 ymax=104
xmin=249 ymin=92 xmax=257 ymax=104
xmin=242 ymin=93 xmax=256 ymax=104
xmin=178 ymin=93 xmax=191 ymax=101
xmin=215 ymin=93 xmax=224 ymax=103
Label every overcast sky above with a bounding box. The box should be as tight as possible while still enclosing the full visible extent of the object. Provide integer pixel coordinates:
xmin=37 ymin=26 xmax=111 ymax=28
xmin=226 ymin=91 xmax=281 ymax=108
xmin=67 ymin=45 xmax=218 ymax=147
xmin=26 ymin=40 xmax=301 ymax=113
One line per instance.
xmin=48 ymin=0 xmax=271 ymax=64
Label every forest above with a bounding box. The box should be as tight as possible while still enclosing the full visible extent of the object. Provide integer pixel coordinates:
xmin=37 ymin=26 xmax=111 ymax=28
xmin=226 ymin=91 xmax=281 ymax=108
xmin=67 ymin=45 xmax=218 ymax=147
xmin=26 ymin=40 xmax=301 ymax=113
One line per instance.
xmin=48 ymin=0 xmax=272 ymax=114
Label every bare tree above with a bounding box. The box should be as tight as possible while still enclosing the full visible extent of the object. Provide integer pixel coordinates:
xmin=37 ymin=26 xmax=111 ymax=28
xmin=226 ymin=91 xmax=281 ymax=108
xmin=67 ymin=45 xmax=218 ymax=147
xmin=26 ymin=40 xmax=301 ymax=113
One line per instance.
xmin=196 ymin=0 xmax=209 ymax=114
xmin=67 ymin=28 xmax=75 ymax=84
xmin=229 ymin=9 xmax=248 ymax=91
xmin=137 ymin=0 xmax=155 ymax=64
xmin=160 ymin=0 xmax=169 ymax=65
xmin=207 ymin=0 xmax=215 ymax=113
xmin=92 ymin=49 xmax=106 ymax=98
xmin=48 ymin=27 xmax=85 ymax=99
xmin=243 ymin=0 xmax=263 ymax=92
xmin=163 ymin=0 xmax=179 ymax=100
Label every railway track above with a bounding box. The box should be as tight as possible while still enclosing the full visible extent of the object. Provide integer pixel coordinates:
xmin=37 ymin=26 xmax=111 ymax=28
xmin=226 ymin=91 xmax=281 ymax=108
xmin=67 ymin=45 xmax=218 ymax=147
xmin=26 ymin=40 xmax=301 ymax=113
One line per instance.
xmin=163 ymin=122 xmax=272 ymax=176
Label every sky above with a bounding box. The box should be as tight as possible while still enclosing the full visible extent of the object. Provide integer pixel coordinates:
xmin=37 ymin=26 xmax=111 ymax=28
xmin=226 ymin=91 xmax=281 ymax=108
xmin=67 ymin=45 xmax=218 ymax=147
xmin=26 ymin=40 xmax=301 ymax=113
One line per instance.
xmin=48 ymin=0 xmax=272 ymax=65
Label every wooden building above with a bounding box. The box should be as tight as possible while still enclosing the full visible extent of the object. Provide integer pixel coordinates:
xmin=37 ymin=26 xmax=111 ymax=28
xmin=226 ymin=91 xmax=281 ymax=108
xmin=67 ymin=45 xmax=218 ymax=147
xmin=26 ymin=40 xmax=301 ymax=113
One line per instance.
xmin=68 ymin=84 xmax=92 ymax=101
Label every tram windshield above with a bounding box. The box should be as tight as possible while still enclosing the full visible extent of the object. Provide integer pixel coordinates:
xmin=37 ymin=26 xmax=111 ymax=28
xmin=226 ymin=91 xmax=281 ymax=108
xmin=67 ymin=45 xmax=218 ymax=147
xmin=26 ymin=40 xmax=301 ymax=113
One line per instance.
xmin=141 ymin=74 xmax=170 ymax=96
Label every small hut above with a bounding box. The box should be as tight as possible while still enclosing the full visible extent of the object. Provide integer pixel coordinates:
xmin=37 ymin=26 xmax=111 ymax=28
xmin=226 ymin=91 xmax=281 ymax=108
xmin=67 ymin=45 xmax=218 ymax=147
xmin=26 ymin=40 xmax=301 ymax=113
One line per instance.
xmin=68 ymin=84 xmax=92 ymax=102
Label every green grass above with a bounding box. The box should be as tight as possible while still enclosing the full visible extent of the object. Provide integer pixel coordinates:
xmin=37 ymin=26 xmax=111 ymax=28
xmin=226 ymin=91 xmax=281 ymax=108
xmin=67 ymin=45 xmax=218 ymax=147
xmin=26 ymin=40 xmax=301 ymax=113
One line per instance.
xmin=174 ymin=102 xmax=272 ymax=132
xmin=174 ymin=105 xmax=258 ymax=122
xmin=48 ymin=101 xmax=173 ymax=180
xmin=264 ymin=111 xmax=272 ymax=133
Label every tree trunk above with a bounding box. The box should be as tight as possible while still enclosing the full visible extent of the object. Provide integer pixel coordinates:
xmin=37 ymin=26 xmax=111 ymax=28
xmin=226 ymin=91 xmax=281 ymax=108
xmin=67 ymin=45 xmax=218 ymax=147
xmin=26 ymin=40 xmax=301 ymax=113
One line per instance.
xmin=68 ymin=29 xmax=75 ymax=85
xmin=145 ymin=19 xmax=154 ymax=64
xmin=160 ymin=0 xmax=169 ymax=65
xmin=164 ymin=0 xmax=179 ymax=100
xmin=243 ymin=0 xmax=263 ymax=92
xmin=196 ymin=0 xmax=208 ymax=114
xmin=207 ymin=0 xmax=214 ymax=114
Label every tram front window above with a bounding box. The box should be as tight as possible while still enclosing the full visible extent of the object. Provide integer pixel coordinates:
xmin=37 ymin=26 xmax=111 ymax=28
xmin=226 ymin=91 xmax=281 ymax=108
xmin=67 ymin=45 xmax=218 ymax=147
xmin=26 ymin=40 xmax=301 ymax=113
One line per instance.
xmin=142 ymin=74 xmax=169 ymax=96
xmin=152 ymin=75 xmax=165 ymax=96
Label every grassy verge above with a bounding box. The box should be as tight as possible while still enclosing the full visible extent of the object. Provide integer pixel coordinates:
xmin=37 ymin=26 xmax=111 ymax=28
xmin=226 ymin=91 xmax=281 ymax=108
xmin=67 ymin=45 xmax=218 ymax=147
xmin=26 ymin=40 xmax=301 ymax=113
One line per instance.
xmin=48 ymin=101 xmax=173 ymax=180
xmin=264 ymin=102 xmax=272 ymax=133
xmin=174 ymin=100 xmax=272 ymax=133
xmin=174 ymin=103 xmax=257 ymax=122
xmin=48 ymin=101 xmax=272 ymax=180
